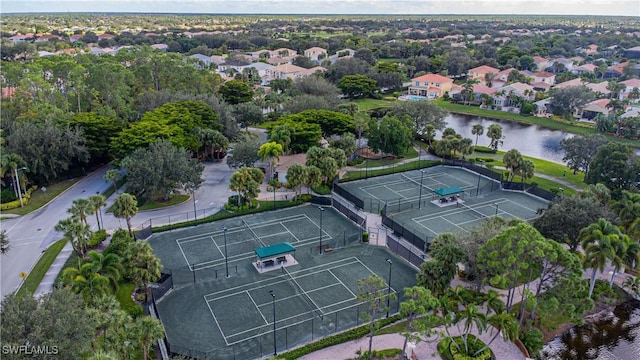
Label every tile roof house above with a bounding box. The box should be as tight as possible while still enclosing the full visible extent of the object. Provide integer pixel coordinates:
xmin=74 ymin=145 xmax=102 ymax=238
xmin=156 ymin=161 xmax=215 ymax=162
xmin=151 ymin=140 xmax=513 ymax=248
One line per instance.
xmin=531 ymin=71 xmax=556 ymax=85
xmin=554 ymin=78 xmax=585 ymax=89
xmin=575 ymin=98 xmax=611 ymax=120
xmin=467 ymin=65 xmax=499 ymax=81
xmin=585 ymin=82 xmax=611 ymax=97
xmin=408 ymin=73 xmax=454 ymax=99
xmin=572 ymin=64 xmax=597 ymax=75
xmin=265 ymin=64 xmax=325 ymax=80
xmin=304 ymin=47 xmax=328 ymax=61
xmin=150 ymin=44 xmax=169 ymax=51
xmin=533 ymin=56 xmax=549 ymax=71
xmin=69 ymin=34 xmax=84 ymax=42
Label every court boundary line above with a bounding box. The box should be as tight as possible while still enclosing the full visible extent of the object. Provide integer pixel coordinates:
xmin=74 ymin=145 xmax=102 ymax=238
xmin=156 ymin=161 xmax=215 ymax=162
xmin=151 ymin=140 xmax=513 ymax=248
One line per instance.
xmin=246 ymin=290 xmax=269 ymax=325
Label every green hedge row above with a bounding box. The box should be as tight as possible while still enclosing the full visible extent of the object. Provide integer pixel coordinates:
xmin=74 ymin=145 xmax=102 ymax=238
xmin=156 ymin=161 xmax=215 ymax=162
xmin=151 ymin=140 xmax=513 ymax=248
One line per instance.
xmin=273 ymin=314 xmax=403 ymax=360
xmin=341 ymin=160 xmax=441 ymax=182
xmin=148 ymin=195 xmax=312 ymax=233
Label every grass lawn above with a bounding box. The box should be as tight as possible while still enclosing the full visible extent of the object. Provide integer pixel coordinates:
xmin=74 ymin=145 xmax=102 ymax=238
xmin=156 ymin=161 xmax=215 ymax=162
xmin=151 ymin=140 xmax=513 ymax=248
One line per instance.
xmin=115 ymin=281 xmax=142 ymax=314
xmin=434 ymin=100 xmax=640 ymax=147
xmin=15 ymin=238 xmax=67 ymax=298
xmin=355 ymin=146 xmax=419 ymax=168
xmin=4 ymin=179 xmax=79 ymax=215
xmin=106 ymin=194 xmax=190 ymax=213
xmin=352 ymin=98 xmax=396 ymax=110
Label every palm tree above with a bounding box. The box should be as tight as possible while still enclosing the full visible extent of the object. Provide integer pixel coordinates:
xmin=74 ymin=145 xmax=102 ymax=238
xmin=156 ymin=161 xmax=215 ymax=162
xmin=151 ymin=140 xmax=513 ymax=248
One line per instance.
xmin=462 ymin=79 xmax=479 ymax=106
xmin=502 ymin=149 xmax=523 ymax=182
xmin=473 ymin=311 xmax=519 ymax=357
xmin=133 ymin=316 xmax=165 ymax=360
xmin=68 ymin=197 xmax=92 ymax=225
xmin=517 ymin=159 xmax=535 ymax=186
xmin=484 ymin=72 xmax=496 ymax=87
xmin=0 ymin=230 xmax=10 ymax=255
xmin=195 ymin=128 xmax=229 ymax=160
xmin=471 ymin=124 xmax=484 ymax=146
xmin=87 ymin=350 xmax=119 ymax=360
xmin=257 ymin=141 xmax=283 ymax=180
xmin=486 ymin=124 xmax=503 ymax=150
xmin=125 ymin=241 xmax=162 ymax=302
xmin=580 ymin=218 xmax=621 ymax=297
xmin=609 ymin=235 xmax=628 ymax=288
xmin=55 ymin=217 xmax=92 ymax=257
xmin=2 ymin=153 xmax=26 ymax=200
xmin=62 ymin=262 xmax=112 ymax=304
xmin=86 ymin=250 xmax=123 ymax=292
xmin=104 ymin=169 xmax=122 ymax=194
xmin=607 ymin=80 xmax=625 ymax=99
xmin=612 ymin=190 xmax=640 ymax=233
xmin=269 ymin=125 xmax=292 ymax=154
xmin=456 ymin=303 xmax=487 ymax=355
xmin=89 ymin=194 xmax=107 ymax=230
xmin=422 ymin=124 xmax=436 ymax=148
xmin=112 ymin=193 xmax=138 ymax=238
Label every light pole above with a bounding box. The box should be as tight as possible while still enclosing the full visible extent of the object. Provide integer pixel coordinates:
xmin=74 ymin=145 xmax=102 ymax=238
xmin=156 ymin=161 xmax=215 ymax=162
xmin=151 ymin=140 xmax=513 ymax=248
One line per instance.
xmin=418 ymin=170 xmax=425 ymax=209
xmin=494 ymin=203 xmax=499 ymax=216
xmin=96 ymin=191 xmax=104 ymax=230
xmin=222 ymin=225 xmax=229 ymax=278
xmin=192 ymin=188 xmax=198 ymax=223
xmin=269 ymin=290 xmax=277 ymax=356
xmin=318 ymin=206 xmax=324 ymax=255
xmin=386 ymin=258 xmax=393 ymax=318
xmin=14 ymin=167 xmax=27 ymax=207
xmin=476 ymin=171 xmax=482 ymax=196
xmin=273 ymin=164 xmax=278 ymax=210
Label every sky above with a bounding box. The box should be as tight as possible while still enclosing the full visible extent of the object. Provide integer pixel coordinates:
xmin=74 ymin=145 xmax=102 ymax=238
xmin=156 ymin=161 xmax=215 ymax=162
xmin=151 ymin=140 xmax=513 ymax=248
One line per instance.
xmin=2 ymin=0 xmax=639 ymax=16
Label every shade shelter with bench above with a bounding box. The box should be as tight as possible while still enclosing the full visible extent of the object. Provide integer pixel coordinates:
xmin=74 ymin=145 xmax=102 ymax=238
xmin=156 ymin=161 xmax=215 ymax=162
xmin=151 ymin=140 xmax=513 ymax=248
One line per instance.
xmin=253 ymin=242 xmax=298 ymax=273
xmin=432 ymin=186 xmax=464 ymax=206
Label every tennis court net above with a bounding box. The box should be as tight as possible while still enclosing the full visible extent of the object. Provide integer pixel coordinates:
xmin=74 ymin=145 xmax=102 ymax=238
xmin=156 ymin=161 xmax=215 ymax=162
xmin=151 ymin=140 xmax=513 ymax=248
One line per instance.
xmin=282 ymin=267 xmax=324 ymax=320
xmin=458 ymin=202 xmax=489 ymax=219
xmin=400 ymin=174 xmax=433 ymax=193
xmin=242 ymin=219 xmax=266 ymax=247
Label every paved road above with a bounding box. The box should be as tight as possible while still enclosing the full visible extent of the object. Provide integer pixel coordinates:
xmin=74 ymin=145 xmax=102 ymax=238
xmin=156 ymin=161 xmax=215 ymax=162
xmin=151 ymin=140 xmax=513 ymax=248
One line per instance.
xmin=1 ymin=159 xmax=236 ymax=299
xmin=1 ymin=166 xmax=113 ymax=298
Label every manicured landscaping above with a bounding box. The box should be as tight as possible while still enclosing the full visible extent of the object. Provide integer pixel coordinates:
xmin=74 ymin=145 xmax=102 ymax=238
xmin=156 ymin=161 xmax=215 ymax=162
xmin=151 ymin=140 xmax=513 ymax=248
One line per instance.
xmin=115 ymin=281 xmax=143 ymax=317
xmin=15 ymin=238 xmax=67 ymax=298
xmin=342 ymin=159 xmax=442 ymax=181
xmin=433 ymin=100 xmax=640 ymax=147
xmin=352 ymin=98 xmax=396 ymax=110
xmin=137 ymin=194 xmax=190 ymax=211
xmin=355 ymin=146 xmax=419 ymax=168
xmin=4 ymin=179 xmax=79 ymax=215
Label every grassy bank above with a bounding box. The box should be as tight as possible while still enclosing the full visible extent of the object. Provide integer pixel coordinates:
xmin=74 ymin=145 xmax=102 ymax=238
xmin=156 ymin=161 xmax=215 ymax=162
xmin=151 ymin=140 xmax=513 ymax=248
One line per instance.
xmin=352 ymin=98 xmax=396 ymax=110
xmin=15 ymin=239 xmax=67 ymax=298
xmin=434 ymin=100 xmax=640 ymax=147
xmin=4 ymin=179 xmax=79 ymax=215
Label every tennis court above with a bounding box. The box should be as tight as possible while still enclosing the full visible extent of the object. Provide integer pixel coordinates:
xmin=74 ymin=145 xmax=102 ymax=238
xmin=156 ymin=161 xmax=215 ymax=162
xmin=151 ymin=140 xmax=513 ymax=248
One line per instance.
xmin=148 ymin=205 xmax=418 ymax=359
xmin=340 ymin=166 xmax=497 ymax=212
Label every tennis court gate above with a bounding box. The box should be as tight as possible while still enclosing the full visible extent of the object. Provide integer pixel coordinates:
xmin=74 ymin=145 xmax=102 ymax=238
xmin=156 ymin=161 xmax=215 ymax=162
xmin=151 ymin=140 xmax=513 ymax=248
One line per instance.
xmin=331 ymin=193 xmax=367 ymax=241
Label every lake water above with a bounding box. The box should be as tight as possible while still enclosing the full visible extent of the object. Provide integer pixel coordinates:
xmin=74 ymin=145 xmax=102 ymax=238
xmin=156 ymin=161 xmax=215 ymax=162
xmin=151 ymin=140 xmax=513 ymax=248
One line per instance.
xmin=438 ymin=114 xmax=573 ymax=164
xmin=540 ymin=299 xmax=640 ymax=360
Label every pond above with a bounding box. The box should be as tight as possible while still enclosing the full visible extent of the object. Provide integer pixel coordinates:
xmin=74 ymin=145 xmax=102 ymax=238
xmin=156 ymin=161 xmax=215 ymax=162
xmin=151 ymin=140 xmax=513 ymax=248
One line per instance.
xmin=540 ymin=299 xmax=640 ymax=360
xmin=438 ymin=114 xmax=573 ymax=164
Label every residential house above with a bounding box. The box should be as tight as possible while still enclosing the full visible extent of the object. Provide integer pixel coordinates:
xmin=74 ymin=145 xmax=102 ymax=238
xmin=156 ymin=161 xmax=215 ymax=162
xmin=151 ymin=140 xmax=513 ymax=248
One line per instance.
xmin=624 ymin=46 xmax=640 ymax=59
xmin=150 ymin=44 xmax=169 ymax=51
xmin=266 ymin=56 xmax=296 ymax=66
xmin=1 ymin=87 xmax=16 ymax=99
xmin=35 ymin=34 xmax=62 ymax=42
xmin=492 ymin=82 xmax=536 ymax=110
xmin=69 ymin=34 xmax=84 ymax=42
xmin=188 ymin=54 xmax=213 ymax=68
xmin=450 ymin=84 xmax=497 ymax=105
xmin=264 ymin=64 xmax=326 ymax=80
xmin=547 ymin=57 xmax=576 ymax=73
xmin=234 ymin=62 xmax=274 ymax=79
xmin=407 ymin=73 xmax=454 ymax=99
xmin=621 ymin=79 xmax=640 ymax=102
xmin=304 ymin=47 xmax=328 ymax=61
xmin=328 ymin=49 xmax=355 ymax=64
xmin=9 ymin=34 xmax=32 ymax=43
xmin=585 ymin=82 xmax=612 ymax=97
xmin=533 ymin=56 xmax=549 ymax=72
xmin=553 ymin=78 xmax=585 ymax=89
xmin=572 ymin=63 xmax=597 ymax=76
xmin=467 ymin=65 xmax=499 ymax=81
xmin=97 ymin=33 xmax=115 ymax=40
xmin=605 ymin=62 xmax=626 ymax=78
xmin=531 ymin=71 xmax=556 ymax=86
xmin=534 ymin=98 xmax=552 ymax=116
xmin=575 ymin=98 xmax=611 ymax=120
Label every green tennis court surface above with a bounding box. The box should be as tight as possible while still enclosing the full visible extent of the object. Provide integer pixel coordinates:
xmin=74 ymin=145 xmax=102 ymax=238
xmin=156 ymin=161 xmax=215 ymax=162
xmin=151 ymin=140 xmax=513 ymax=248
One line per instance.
xmin=148 ymin=205 xmax=418 ymax=359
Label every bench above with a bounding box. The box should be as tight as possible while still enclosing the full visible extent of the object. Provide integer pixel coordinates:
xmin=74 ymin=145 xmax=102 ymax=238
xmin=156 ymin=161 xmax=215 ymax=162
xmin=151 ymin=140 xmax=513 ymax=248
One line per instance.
xmin=276 ymin=256 xmax=287 ymax=264
xmin=439 ymin=198 xmax=448 ymax=203
xmin=263 ymin=259 xmax=275 ymax=267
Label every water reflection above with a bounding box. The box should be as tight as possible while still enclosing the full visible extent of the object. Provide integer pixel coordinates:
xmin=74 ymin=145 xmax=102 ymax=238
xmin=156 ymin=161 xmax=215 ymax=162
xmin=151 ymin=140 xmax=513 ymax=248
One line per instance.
xmin=439 ymin=114 xmax=573 ymax=164
xmin=541 ymin=299 xmax=640 ymax=360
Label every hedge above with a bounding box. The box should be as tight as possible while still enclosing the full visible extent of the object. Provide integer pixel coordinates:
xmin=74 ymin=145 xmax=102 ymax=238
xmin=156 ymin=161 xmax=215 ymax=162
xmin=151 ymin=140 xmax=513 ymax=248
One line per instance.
xmin=0 ymin=186 xmax=36 ymax=210
xmin=274 ymin=314 xmax=402 ymax=360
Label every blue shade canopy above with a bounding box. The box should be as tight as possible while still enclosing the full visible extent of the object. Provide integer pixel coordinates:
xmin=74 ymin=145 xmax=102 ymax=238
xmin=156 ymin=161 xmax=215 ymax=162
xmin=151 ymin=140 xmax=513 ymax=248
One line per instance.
xmin=254 ymin=242 xmax=296 ymax=259
xmin=434 ymin=186 xmax=464 ymax=196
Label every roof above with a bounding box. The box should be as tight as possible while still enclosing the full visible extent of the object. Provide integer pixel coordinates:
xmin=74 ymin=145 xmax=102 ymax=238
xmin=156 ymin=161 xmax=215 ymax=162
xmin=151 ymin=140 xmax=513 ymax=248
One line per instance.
xmin=468 ymin=65 xmax=499 ymax=74
xmin=270 ymin=63 xmax=307 ymax=73
xmin=533 ymin=71 xmax=555 ymax=78
xmin=575 ymin=64 xmax=597 ymax=72
xmin=254 ymin=242 xmax=296 ymax=259
xmin=586 ymin=82 xmax=611 ymax=94
xmin=587 ymin=98 xmax=611 ymax=109
xmin=504 ymin=82 xmax=535 ymax=94
xmin=305 ymin=46 xmax=326 ymax=52
xmin=533 ymin=56 xmax=548 ymax=62
xmin=555 ymin=78 xmax=585 ymax=89
xmin=411 ymin=73 xmax=453 ymax=84
xmin=434 ymin=186 xmax=464 ymax=196
xmin=531 ymin=82 xmax=551 ymax=89
xmin=472 ymin=84 xmax=498 ymax=95
xmin=626 ymin=46 xmax=640 ymax=52
xmin=622 ymin=78 xmax=640 ymax=88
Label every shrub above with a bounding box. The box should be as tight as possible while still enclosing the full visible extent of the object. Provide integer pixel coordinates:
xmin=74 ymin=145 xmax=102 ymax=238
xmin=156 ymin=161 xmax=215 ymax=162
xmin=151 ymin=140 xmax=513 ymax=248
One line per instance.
xmin=473 ymin=146 xmax=497 ymax=154
xmin=0 ymin=188 xmax=17 ymax=203
xmin=312 ymin=184 xmax=331 ymax=195
xmin=88 ymin=229 xmax=108 ymax=248
xmin=347 ymin=157 xmax=365 ymax=166
xmin=519 ymin=327 xmax=543 ymax=357
xmin=438 ymin=335 xmax=491 ymax=360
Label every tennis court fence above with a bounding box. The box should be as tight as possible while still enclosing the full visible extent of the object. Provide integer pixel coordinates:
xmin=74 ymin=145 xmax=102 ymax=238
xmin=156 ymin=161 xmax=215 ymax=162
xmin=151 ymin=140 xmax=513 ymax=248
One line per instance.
xmin=162 ymin=296 xmax=400 ymax=360
xmin=381 ymin=214 xmax=431 ymax=253
xmin=387 ymin=234 xmax=427 ymax=269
